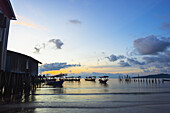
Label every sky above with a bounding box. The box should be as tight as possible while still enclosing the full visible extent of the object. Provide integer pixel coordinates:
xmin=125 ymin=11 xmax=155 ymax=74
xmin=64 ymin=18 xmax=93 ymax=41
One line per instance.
xmin=8 ymin=0 xmax=170 ymax=76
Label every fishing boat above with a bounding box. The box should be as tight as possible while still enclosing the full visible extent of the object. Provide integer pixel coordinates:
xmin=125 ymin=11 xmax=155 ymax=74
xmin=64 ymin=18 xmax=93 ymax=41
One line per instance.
xmin=46 ymin=79 xmax=64 ymax=86
xmin=64 ymin=76 xmax=74 ymax=81
xmin=85 ymin=76 xmax=96 ymax=81
xmin=45 ymin=74 xmax=66 ymax=86
xmin=99 ymin=76 xmax=109 ymax=83
xmin=74 ymin=76 xmax=81 ymax=81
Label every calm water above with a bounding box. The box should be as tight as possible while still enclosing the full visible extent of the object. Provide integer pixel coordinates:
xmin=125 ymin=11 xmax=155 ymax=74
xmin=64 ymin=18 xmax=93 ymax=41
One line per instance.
xmin=1 ymin=78 xmax=170 ymax=113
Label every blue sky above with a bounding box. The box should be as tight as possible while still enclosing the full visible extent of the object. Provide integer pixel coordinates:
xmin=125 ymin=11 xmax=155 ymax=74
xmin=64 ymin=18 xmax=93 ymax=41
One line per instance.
xmin=8 ymin=0 xmax=170 ymax=76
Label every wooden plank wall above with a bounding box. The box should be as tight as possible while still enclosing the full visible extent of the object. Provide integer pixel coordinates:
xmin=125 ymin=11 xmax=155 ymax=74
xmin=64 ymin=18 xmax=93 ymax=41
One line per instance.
xmin=6 ymin=51 xmax=39 ymax=77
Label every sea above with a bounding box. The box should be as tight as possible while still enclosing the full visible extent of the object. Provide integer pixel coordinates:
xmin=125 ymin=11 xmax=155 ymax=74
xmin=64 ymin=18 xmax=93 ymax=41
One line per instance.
xmin=1 ymin=78 xmax=170 ymax=113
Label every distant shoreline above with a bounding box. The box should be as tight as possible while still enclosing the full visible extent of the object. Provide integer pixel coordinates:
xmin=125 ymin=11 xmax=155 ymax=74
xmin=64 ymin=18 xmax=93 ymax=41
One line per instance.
xmin=133 ymin=74 xmax=170 ymax=78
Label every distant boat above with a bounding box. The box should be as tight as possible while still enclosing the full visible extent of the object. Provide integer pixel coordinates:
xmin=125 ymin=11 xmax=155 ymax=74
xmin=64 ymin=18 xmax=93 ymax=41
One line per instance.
xmin=99 ymin=76 xmax=109 ymax=83
xmin=85 ymin=76 xmax=96 ymax=81
xmin=163 ymin=79 xmax=170 ymax=82
xmin=60 ymin=76 xmax=81 ymax=81
xmin=74 ymin=76 xmax=81 ymax=81
xmin=64 ymin=76 xmax=74 ymax=81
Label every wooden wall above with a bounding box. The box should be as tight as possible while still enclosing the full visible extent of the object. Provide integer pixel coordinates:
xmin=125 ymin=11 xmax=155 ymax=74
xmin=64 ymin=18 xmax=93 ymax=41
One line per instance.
xmin=6 ymin=51 xmax=40 ymax=76
xmin=0 ymin=12 xmax=10 ymax=71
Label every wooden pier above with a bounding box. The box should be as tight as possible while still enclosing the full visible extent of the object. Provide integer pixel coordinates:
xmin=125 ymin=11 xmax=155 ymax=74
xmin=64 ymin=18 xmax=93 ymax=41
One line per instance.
xmin=0 ymin=71 xmax=38 ymax=103
xmin=119 ymin=76 xmax=164 ymax=84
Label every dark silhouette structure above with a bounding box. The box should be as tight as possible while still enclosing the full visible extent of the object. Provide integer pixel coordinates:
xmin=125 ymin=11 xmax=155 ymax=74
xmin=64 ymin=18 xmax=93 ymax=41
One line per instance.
xmin=6 ymin=50 xmax=41 ymax=76
xmin=0 ymin=0 xmax=16 ymax=71
xmin=0 ymin=0 xmax=41 ymax=103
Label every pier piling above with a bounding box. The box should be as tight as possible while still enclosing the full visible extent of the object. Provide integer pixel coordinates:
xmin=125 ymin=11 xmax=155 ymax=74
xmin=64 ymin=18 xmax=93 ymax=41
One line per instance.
xmin=0 ymin=71 xmax=38 ymax=103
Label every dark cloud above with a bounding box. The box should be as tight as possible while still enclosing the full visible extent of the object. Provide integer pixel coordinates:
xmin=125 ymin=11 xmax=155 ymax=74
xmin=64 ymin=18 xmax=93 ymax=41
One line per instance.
xmin=161 ymin=37 xmax=170 ymax=43
xmin=164 ymin=50 xmax=170 ymax=56
xmin=33 ymin=39 xmax=64 ymax=53
xmin=48 ymin=39 xmax=64 ymax=49
xmin=34 ymin=46 xmax=41 ymax=54
xmin=101 ymin=52 xmax=105 ymax=54
xmin=106 ymin=54 xmax=126 ymax=62
xmin=133 ymin=35 xmax=170 ymax=55
xmin=118 ymin=60 xmax=131 ymax=67
xmin=39 ymin=62 xmax=81 ymax=72
xmin=143 ymin=55 xmax=170 ymax=64
xmin=33 ymin=43 xmax=46 ymax=53
xmin=160 ymin=22 xmax=170 ymax=30
xmin=131 ymin=35 xmax=170 ymax=74
xmin=69 ymin=19 xmax=82 ymax=24
xmin=140 ymin=64 xmax=170 ymax=74
xmin=127 ymin=58 xmax=145 ymax=65
xmin=139 ymin=66 xmax=147 ymax=70
xmin=140 ymin=52 xmax=170 ymax=74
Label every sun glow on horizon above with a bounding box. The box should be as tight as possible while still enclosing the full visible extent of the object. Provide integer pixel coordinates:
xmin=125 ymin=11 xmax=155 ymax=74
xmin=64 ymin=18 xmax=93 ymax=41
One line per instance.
xmin=41 ymin=66 xmax=142 ymax=75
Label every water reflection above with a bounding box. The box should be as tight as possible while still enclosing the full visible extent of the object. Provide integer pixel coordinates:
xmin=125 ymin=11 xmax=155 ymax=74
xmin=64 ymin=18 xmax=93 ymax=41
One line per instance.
xmin=1 ymin=108 xmax=36 ymax=113
xmin=51 ymin=87 xmax=64 ymax=94
xmin=99 ymin=83 xmax=109 ymax=87
xmin=1 ymin=79 xmax=170 ymax=113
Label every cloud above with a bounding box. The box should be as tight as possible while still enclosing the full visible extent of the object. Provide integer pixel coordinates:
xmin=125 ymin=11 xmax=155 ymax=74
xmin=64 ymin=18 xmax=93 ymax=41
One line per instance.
xmin=12 ymin=15 xmax=48 ymax=31
xmin=106 ymin=54 xmax=126 ymax=62
xmin=160 ymin=22 xmax=170 ymax=30
xmin=140 ymin=52 xmax=170 ymax=74
xmin=101 ymin=52 xmax=105 ymax=54
xmin=90 ymin=65 xmax=116 ymax=68
xmin=143 ymin=55 xmax=170 ymax=64
xmin=39 ymin=62 xmax=81 ymax=72
xmin=131 ymin=35 xmax=170 ymax=74
xmin=127 ymin=58 xmax=145 ymax=65
xmin=164 ymin=50 xmax=170 ymax=56
xmin=69 ymin=19 xmax=82 ymax=24
xmin=34 ymin=46 xmax=41 ymax=54
xmin=118 ymin=60 xmax=131 ymax=67
xmin=106 ymin=54 xmax=145 ymax=67
xmin=48 ymin=39 xmax=64 ymax=49
xmin=133 ymin=35 xmax=170 ymax=55
xmin=103 ymin=35 xmax=170 ymax=74
xmin=33 ymin=39 xmax=64 ymax=53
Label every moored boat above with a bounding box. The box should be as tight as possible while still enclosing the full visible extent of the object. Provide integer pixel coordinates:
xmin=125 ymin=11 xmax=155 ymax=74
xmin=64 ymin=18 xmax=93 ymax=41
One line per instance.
xmin=99 ymin=76 xmax=109 ymax=83
xmin=46 ymin=80 xmax=64 ymax=86
xmin=74 ymin=76 xmax=81 ymax=81
xmin=45 ymin=74 xmax=66 ymax=86
xmin=85 ymin=76 xmax=96 ymax=81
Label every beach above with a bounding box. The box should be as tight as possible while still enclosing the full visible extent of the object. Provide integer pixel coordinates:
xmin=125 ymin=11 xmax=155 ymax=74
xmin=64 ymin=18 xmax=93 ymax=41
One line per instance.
xmin=1 ymin=79 xmax=170 ymax=113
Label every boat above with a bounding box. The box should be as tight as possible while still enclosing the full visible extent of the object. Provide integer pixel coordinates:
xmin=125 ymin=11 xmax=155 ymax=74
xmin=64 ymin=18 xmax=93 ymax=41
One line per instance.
xmin=64 ymin=76 xmax=74 ymax=81
xmin=74 ymin=76 xmax=81 ymax=81
xmin=99 ymin=76 xmax=109 ymax=83
xmin=162 ymin=79 xmax=170 ymax=82
xmin=45 ymin=74 xmax=66 ymax=86
xmin=46 ymin=79 xmax=64 ymax=86
xmin=85 ymin=76 xmax=96 ymax=81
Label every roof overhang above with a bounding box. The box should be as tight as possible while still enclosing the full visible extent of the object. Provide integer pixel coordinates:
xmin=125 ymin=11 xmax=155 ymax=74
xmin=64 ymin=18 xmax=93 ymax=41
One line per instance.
xmin=0 ymin=0 xmax=16 ymax=20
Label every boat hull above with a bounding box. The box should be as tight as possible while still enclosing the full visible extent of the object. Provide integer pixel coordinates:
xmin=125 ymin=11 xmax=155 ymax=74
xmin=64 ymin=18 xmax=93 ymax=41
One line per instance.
xmin=46 ymin=80 xmax=64 ymax=86
xmin=85 ymin=79 xmax=96 ymax=81
xmin=99 ymin=79 xmax=108 ymax=83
